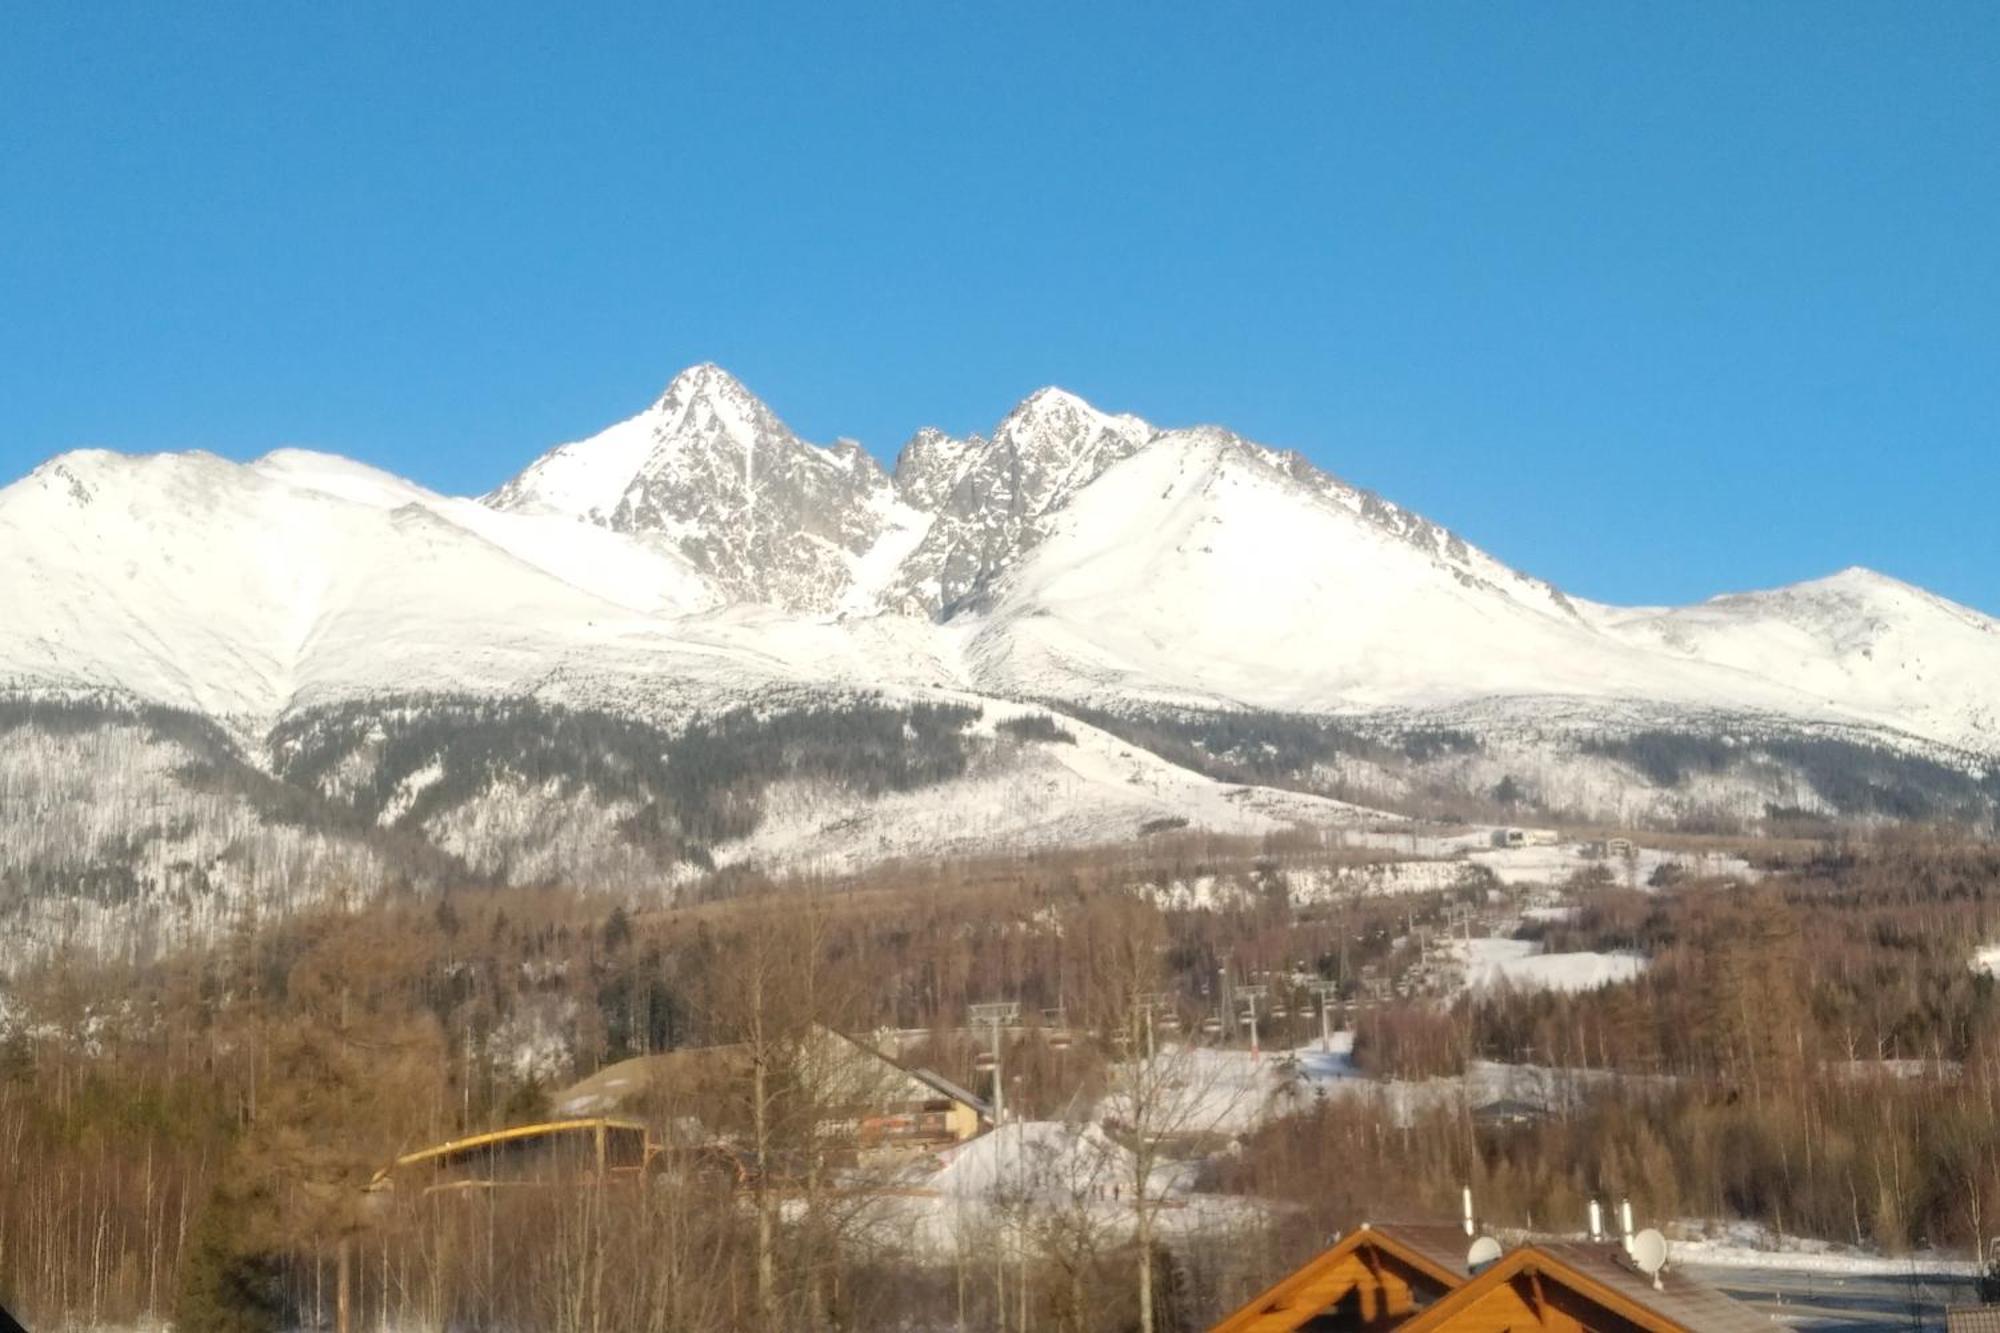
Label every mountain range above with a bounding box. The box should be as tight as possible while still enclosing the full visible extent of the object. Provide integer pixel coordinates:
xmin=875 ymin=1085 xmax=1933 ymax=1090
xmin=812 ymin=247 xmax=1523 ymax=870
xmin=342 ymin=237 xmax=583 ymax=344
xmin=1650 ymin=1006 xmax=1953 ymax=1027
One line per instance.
xmin=4 ymin=364 xmax=1997 ymax=960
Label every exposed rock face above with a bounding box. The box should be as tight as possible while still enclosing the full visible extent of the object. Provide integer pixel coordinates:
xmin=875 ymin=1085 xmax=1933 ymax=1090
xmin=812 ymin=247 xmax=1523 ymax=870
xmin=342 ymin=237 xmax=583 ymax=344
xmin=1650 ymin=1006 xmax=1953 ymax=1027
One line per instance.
xmin=885 ymin=388 xmax=1155 ymax=615
xmin=488 ymin=370 xmax=1563 ymax=622
xmin=489 ymin=364 xmax=911 ymax=613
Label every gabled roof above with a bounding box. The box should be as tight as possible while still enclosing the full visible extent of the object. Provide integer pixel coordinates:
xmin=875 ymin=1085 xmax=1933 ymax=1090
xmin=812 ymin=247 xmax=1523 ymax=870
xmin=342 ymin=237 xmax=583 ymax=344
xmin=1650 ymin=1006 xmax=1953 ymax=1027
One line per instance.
xmin=552 ymin=1026 xmax=995 ymax=1122
xmin=814 ymin=1024 xmax=995 ymax=1117
xmin=1210 ymin=1221 xmax=1475 ymax=1331
xmin=550 ymin=1045 xmax=751 ymax=1115
xmin=1396 ymin=1239 xmax=1771 ymax=1333
xmin=908 ymin=1065 xmax=993 ymax=1119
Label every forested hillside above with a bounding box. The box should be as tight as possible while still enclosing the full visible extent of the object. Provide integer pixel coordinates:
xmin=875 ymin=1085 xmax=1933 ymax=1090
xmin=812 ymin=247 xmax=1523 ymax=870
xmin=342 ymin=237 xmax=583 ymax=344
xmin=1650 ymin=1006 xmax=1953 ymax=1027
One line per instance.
xmin=5 ymin=832 xmax=2000 ymax=1329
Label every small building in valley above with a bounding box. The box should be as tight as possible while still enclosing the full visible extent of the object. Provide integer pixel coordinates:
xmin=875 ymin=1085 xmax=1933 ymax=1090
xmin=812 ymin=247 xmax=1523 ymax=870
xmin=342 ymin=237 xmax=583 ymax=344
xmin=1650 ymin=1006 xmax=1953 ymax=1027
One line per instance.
xmin=548 ymin=1025 xmax=992 ymax=1166
xmin=1492 ymin=827 xmax=1562 ymax=849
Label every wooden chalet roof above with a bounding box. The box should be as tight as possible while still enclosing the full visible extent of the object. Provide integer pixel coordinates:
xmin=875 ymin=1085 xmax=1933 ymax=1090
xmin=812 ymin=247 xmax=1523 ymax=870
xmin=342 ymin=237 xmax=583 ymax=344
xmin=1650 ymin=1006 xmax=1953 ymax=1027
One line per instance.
xmin=1396 ymin=1239 xmax=1773 ymax=1333
xmin=1210 ymin=1221 xmax=1476 ymax=1331
xmin=1947 ymin=1309 xmax=2000 ymax=1333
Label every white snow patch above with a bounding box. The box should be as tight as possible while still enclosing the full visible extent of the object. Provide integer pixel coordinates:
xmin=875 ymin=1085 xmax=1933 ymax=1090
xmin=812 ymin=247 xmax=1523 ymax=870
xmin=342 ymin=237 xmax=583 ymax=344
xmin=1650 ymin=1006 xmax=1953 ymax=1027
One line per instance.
xmin=1666 ymin=1218 xmax=1984 ymax=1277
xmin=1448 ymin=936 xmax=1648 ymax=994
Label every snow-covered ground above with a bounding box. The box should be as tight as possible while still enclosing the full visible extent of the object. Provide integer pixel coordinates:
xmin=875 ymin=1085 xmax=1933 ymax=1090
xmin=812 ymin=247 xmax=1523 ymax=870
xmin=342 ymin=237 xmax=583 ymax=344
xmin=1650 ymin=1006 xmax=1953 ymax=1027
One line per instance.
xmin=1313 ymin=858 xmax=1471 ymax=898
xmin=1137 ymin=833 xmax=1758 ymax=917
xmin=1096 ymin=1038 xmax=1657 ymax=1136
xmin=1663 ymin=1219 xmax=1984 ymax=1278
xmin=915 ymin=1120 xmax=1142 ymax=1200
xmin=715 ymin=703 xmax=1380 ymax=876
xmin=869 ymin=1117 xmax=1267 ymax=1259
xmin=1469 ymin=842 xmax=1758 ymax=888
xmin=1446 ymin=936 xmax=1649 ymax=995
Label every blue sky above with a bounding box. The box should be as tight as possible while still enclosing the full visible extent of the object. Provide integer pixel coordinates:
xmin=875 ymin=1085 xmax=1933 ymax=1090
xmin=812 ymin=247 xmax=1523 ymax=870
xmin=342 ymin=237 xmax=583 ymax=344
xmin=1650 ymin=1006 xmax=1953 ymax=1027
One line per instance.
xmin=3 ymin=4 xmax=1995 ymax=611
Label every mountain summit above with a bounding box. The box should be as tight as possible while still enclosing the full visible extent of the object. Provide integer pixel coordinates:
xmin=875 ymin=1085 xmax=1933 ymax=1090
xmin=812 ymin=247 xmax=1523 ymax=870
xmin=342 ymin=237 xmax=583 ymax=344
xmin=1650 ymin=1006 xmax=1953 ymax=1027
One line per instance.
xmin=884 ymin=385 xmax=1156 ymax=614
xmin=488 ymin=365 xmax=908 ymax=612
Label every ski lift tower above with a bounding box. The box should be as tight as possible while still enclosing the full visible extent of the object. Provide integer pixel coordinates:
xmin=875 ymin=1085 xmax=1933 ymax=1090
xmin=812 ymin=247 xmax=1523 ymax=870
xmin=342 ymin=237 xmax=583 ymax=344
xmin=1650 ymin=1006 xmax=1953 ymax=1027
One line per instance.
xmin=1236 ymin=984 xmax=1268 ymax=1061
xmin=1136 ymin=992 xmax=1180 ymax=1060
xmin=1310 ymin=981 xmax=1342 ymax=1053
xmin=969 ymin=1000 xmax=1020 ymax=1125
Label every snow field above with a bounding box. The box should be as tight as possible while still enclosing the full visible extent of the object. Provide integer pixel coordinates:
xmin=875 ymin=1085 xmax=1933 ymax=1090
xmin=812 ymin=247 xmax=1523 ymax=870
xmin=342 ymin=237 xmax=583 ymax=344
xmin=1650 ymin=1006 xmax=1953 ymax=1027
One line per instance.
xmin=1445 ymin=936 xmax=1649 ymax=995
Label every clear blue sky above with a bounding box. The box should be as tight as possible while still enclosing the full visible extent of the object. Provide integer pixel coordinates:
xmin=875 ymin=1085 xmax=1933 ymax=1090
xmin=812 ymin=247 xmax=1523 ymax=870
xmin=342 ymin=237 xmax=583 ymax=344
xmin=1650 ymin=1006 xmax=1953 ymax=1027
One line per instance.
xmin=3 ymin=4 xmax=1995 ymax=611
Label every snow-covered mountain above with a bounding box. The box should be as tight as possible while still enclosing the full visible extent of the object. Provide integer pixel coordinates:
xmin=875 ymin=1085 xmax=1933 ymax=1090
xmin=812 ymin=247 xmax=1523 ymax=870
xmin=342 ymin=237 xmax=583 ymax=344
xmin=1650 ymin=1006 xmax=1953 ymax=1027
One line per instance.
xmin=11 ymin=360 xmax=2000 ymax=755
xmin=4 ymin=364 xmax=1998 ymax=958
xmin=955 ymin=429 xmax=1995 ymax=738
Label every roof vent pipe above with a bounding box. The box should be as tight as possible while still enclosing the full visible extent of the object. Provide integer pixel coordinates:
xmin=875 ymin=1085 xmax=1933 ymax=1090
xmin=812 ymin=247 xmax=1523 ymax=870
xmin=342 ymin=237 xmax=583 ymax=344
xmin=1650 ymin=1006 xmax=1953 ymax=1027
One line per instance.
xmin=1462 ymin=1185 xmax=1475 ymax=1238
xmin=1620 ymin=1198 xmax=1635 ymax=1255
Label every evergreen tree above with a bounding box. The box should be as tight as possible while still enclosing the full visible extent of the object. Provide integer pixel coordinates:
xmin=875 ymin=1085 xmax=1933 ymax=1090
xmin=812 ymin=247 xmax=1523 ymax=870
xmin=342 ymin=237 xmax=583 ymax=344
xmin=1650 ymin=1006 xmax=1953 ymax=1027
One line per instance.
xmin=173 ymin=1186 xmax=283 ymax=1333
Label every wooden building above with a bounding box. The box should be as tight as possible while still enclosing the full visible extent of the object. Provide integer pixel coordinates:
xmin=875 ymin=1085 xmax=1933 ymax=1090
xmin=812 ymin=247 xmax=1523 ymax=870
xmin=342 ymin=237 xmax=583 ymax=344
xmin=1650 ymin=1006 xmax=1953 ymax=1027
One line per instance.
xmin=548 ymin=1025 xmax=992 ymax=1165
xmin=1212 ymin=1223 xmax=1476 ymax=1331
xmin=807 ymin=1026 xmax=991 ymax=1160
xmin=1212 ymin=1224 xmax=1769 ymax=1332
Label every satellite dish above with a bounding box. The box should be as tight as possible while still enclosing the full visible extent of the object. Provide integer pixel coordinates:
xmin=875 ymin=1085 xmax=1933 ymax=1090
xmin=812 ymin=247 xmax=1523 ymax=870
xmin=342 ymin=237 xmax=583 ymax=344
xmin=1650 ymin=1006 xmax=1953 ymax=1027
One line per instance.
xmin=1630 ymin=1228 xmax=1669 ymax=1288
xmin=1466 ymin=1236 xmax=1503 ymax=1272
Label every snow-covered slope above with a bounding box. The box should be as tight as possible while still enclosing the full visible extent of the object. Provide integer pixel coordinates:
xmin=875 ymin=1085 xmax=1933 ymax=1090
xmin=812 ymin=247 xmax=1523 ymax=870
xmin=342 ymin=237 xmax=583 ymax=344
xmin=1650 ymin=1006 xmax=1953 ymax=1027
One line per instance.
xmin=1589 ymin=569 xmax=2000 ymax=749
xmin=0 ymin=448 xmax=743 ymax=717
xmin=954 ymin=428 xmax=2000 ymax=752
xmin=959 ymin=429 xmax=1648 ymax=711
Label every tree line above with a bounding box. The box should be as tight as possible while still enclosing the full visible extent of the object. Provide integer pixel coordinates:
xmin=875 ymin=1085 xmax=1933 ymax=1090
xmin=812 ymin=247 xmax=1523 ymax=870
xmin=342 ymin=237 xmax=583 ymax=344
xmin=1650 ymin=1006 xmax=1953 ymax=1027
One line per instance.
xmin=4 ymin=830 xmax=2000 ymax=1327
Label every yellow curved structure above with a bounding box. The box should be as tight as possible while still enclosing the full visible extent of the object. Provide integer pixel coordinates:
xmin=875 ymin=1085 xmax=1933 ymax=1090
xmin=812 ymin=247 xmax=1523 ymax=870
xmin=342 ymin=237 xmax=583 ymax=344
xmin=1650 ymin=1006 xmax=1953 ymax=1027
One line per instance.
xmin=370 ymin=1117 xmax=654 ymax=1192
